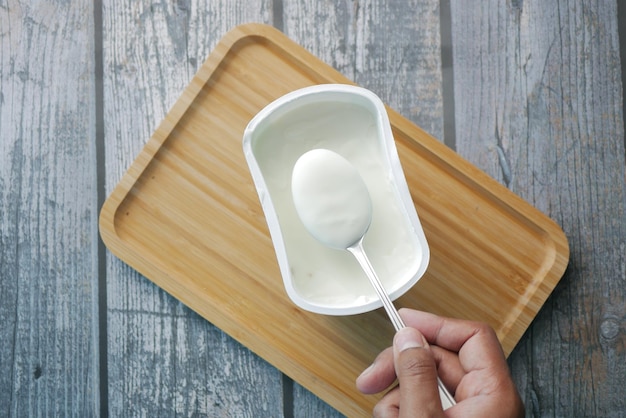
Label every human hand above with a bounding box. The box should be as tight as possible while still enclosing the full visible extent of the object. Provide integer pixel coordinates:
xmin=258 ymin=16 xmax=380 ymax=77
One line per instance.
xmin=356 ymin=309 xmax=524 ymax=418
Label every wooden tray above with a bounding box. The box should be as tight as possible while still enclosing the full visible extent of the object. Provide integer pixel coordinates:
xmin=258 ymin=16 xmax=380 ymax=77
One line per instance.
xmin=99 ymin=23 xmax=569 ymax=416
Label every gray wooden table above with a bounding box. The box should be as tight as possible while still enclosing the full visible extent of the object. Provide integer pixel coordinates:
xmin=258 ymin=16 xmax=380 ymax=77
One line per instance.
xmin=2 ymin=1 xmax=625 ymax=417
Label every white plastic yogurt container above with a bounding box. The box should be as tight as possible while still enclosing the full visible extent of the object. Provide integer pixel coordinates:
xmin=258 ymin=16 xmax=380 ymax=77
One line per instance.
xmin=243 ymin=84 xmax=429 ymax=315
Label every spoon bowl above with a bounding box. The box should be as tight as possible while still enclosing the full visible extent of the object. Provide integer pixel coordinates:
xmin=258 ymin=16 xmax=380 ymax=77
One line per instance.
xmin=291 ymin=149 xmax=372 ymax=249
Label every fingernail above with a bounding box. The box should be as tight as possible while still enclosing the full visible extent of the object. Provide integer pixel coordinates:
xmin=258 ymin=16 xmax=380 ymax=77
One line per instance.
xmin=394 ymin=327 xmax=428 ymax=352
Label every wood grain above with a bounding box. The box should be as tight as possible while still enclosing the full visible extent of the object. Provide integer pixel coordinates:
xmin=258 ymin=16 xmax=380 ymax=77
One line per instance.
xmin=0 ymin=1 xmax=99 ymax=416
xmin=101 ymin=2 xmax=284 ymax=416
xmin=451 ymin=1 xmax=626 ymax=416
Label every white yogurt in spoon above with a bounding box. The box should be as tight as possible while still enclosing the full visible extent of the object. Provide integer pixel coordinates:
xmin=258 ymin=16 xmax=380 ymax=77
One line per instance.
xmin=291 ymin=149 xmax=372 ymax=250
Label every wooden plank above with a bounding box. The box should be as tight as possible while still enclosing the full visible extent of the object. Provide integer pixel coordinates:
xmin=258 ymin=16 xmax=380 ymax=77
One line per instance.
xmin=101 ymin=2 xmax=285 ymax=416
xmin=284 ymin=0 xmax=444 ymax=140
xmin=450 ymin=0 xmax=626 ymax=416
xmin=282 ymin=1 xmax=443 ymax=415
xmin=0 ymin=1 xmax=99 ymax=416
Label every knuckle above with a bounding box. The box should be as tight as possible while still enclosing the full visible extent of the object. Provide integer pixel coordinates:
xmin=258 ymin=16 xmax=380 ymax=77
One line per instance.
xmin=373 ymin=387 xmax=399 ymax=418
xmin=465 ymin=319 xmax=498 ymax=340
xmin=475 ymin=320 xmax=496 ymax=335
xmin=398 ymin=349 xmax=434 ymax=378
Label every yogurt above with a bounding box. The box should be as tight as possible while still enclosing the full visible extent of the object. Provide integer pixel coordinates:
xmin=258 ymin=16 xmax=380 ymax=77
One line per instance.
xmin=243 ymin=84 xmax=429 ymax=315
xmin=291 ymin=149 xmax=372 ymax=250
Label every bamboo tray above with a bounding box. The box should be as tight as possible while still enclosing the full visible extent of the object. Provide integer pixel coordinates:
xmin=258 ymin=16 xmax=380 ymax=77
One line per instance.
xmin=99 ymin=23 xmax=569 ymax=416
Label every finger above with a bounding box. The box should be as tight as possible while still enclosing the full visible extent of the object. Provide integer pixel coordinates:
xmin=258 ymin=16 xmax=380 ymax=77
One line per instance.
xmin=398 ymin=308 xmax=473 ymax=351
xmin=393 ymin=327 xmax=444 ymax=418
xmin=399 ymin=309 xmax=506 ymax=368
xmin=428 ymin=345 xmax=464 ymax=393
xmin=456 ymin=322 xmax=507 ymax=371
xmin=372 ymin=386 xmax=400 ymax=418
xmin=357 ymin=343 xmax=465 ymax=398
xmin=356 ymin=346 xmax=395 ymax=394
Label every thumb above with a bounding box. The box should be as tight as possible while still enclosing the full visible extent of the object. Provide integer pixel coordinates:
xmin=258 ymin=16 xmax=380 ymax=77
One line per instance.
xmin=394 ymin=327 xmax=443 ymax=418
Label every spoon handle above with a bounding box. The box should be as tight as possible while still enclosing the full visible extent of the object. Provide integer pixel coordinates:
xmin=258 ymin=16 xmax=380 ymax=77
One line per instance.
xmin=347 ymin=239 xmax=456 ymax=410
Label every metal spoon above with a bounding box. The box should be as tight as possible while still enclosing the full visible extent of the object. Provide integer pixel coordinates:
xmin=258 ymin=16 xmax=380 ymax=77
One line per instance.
xmin=291 ymin=149 xmax=456 ymax=409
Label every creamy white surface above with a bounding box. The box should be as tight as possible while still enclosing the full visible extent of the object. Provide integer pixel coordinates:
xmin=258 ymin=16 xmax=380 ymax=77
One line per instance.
xmin=253 ymin=100 xmax=422 ymax=308
xmin=291 ymin=149 xmax=372 ymax=250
